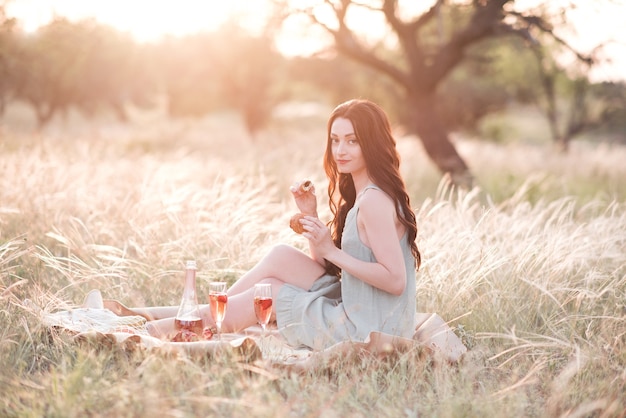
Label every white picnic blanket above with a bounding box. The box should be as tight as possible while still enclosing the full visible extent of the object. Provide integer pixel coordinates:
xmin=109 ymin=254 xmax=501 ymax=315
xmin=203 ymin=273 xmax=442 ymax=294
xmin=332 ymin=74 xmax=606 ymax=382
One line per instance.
xmin=30 ymin=290 xmax=467 ymax=366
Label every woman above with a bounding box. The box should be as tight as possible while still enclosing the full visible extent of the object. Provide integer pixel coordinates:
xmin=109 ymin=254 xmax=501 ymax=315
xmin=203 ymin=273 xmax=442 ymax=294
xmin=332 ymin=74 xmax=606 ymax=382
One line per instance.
xmin=126 ymin=99 xmax=458 ymax=353
xmin=225 ymin=98 xmax=419 ymax=349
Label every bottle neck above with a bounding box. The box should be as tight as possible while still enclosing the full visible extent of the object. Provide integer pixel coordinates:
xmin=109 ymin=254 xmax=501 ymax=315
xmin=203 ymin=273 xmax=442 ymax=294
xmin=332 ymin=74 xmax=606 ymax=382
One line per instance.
xmin=183 ymin=268 xmax=197 ymax=300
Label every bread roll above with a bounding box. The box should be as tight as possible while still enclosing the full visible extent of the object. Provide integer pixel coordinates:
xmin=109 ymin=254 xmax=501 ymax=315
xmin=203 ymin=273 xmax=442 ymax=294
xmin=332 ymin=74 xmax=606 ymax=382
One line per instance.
xmin=300 ymin=180 xmax=312 ymax=192
xmin=289 ymin=213 xmax=306 ymax=234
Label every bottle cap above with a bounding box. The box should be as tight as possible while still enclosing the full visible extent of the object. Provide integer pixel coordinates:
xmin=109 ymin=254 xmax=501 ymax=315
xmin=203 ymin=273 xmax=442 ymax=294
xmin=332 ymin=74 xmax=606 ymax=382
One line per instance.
xmin=185 ymin=260 xmax=197 ymax=270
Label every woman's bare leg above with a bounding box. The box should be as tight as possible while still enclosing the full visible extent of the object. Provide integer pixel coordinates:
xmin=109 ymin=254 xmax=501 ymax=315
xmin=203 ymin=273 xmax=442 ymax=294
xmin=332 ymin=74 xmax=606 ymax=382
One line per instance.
xmin=103 ymin=300 xmax=181 ymax=321
xmin=147 ymin=278 xmax=280 ymax=338
xmin=228 ymin=244 xmax=325 ymax=296
xmin=120 ymin=245 xmax=322 ymax=318
xmin=146 ymin=245 xmax=325 ymax=338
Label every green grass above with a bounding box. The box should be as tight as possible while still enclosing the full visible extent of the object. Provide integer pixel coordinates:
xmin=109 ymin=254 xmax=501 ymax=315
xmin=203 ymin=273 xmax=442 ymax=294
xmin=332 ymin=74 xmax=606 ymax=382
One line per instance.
xmin=0 ymin=106 xmax=624 ymax=417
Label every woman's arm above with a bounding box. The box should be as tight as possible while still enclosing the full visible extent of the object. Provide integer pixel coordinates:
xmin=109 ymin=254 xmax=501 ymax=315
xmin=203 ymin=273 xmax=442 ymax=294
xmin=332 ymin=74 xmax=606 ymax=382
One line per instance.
xmin=303 ymin=190 xmax=407 ymax=295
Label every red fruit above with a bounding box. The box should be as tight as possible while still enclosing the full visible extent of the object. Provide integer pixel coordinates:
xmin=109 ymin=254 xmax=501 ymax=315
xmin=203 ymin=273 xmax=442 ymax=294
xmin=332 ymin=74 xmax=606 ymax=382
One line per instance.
xmin=202 ymin=327 xmax=214 ymax=340
xmin=171 ymin=329 xmax=199 ymax=342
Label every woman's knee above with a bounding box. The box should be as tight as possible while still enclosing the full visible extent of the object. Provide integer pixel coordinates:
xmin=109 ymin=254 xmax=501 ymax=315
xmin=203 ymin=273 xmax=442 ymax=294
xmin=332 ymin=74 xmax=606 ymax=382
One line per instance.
xmin=259 ymin=245 xmax=302 ymax=273
xmin=265 ymin=244 xmax=300 ymax=260
xmin=256 ymin=277 xmax=282 ymax=286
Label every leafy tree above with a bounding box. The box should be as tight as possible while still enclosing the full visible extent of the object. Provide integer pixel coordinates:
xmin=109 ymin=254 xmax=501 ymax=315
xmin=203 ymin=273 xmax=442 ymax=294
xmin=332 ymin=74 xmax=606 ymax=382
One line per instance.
xmin=0 ymin=4 xmax=16 ymax=116
xmin=581 ymin=81 xmax=626 ymax=145
xmin=285 ymin=54 xmax=405 ymax=122
xmin=436 ymin=41 xmax=512 ymax=133
xmin=276 ymin=0 xmax=599 ymax=186
xmin=71 ymin=21 xmax=157 ymax=121
xmin=155 ymin=33 xmax=223 ymax=118
xmin=6 ymin=18 xmax=155 ymax=127
xmin=156 ymin=24 xmax=285 ymax=138
xmin=211 ymin=21 xmax=286 ymax=137
xmin=472 ymin=28 xmax=624 ymax=149
xmin=9 ymin=18 xmax=81 ymax=125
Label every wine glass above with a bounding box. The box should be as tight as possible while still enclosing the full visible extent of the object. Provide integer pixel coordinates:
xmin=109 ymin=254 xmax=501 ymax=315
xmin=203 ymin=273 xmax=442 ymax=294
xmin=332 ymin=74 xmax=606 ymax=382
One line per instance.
xmin=253 ymin=283 xmax=273 ymax=335
xmin=209 ymin=282 xmax=228 ymax=341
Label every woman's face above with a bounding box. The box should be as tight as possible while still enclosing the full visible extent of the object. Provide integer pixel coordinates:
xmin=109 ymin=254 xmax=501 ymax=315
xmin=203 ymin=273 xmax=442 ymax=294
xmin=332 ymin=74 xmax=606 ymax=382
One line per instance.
xmin=330 ymin=117 xmax=366 ymax=176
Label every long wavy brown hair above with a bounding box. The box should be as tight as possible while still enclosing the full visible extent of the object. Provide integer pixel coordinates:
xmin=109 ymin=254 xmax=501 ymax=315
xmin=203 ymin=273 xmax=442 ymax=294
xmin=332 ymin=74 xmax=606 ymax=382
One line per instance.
xmin=323 ymin=99 xmax=421 ymax=276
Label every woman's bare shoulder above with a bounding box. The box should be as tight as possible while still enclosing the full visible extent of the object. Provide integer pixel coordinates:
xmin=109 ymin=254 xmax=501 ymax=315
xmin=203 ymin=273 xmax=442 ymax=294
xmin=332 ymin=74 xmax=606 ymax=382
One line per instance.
xmin=359 ymin=187 xmax=395 ymax=213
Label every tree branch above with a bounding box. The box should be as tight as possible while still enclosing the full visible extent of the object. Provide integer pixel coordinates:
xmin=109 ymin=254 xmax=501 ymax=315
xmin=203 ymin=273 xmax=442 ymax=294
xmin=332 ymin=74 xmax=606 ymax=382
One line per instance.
xmin=406 ymin=0 xmax=445 ymax=33
xmin=380 ymin=0 xmax=426 ymax=77
xmin=507 ymin=10 xmax=594 ymax=65
xmin=305 ymin=0 xmax=411 ymax=88
xmin=426 ymin=0 xmax=511 ymax=86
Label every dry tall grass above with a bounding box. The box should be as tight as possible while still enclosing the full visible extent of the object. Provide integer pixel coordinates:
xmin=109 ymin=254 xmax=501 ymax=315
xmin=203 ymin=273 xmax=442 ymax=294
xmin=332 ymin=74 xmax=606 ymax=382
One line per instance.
xmin=1 ymin=108 xmax=624 ymax=417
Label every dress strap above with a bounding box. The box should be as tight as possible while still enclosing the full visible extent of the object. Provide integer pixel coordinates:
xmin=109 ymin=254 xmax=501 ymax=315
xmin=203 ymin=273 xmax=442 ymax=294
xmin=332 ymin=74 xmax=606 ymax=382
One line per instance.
xmin=357 ymin=184 xmax=380 ymax=198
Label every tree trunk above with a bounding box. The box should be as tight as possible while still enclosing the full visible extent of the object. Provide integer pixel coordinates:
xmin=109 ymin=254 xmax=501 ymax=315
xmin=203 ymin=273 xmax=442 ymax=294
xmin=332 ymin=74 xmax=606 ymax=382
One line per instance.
xmin=555 ymin=137 xmax=569 ymax=153
xmin=409 ymin=94 xmax=473 ymax=188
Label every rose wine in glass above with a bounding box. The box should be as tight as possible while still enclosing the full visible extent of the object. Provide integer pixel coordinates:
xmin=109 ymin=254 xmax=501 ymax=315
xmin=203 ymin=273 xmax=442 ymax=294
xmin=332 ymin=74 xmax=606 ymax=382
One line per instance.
xmin=253 ymin=283 xmax=273 ymax=334
xmin=209 ymin=282 xmax=228 ymax=340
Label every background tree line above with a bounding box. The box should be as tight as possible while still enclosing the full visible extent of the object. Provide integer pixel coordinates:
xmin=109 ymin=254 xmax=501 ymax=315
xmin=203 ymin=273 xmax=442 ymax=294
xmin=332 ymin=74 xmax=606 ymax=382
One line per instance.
xmin=1 ymin=2 xmax=624 ymax=174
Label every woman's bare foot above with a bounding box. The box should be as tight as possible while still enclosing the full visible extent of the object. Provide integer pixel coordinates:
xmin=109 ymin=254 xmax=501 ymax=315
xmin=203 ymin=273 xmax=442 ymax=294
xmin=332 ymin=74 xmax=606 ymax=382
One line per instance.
xmin=103 ymin=299 xmax=154 ymax=321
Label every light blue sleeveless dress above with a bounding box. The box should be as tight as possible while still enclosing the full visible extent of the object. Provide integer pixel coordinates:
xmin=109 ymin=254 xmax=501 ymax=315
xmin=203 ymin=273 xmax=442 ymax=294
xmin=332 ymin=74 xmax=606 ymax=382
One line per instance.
xmin=276 ymin=185 xmax=417 ymax=349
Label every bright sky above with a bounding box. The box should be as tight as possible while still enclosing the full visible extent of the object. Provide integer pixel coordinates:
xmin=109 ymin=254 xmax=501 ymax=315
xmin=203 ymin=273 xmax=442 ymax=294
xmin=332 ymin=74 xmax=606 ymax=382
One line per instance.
xmin=5 ymin=0 xmax=626 ymax=81
xmin=5 ymin=0 xmax=272 ymax=38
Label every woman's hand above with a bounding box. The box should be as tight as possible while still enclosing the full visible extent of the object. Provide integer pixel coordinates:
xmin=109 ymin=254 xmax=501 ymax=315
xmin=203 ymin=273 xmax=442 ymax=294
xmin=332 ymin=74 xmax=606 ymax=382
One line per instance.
xmin=301 ymin=216 xmax=335 ymax=258
xmin=290 ymin=180 xmax=318 ymax=217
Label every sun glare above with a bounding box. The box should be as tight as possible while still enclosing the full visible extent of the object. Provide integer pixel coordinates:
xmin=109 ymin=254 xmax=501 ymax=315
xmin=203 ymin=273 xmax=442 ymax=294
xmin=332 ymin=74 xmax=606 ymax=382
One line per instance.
xmin=5 ymin=0 xmax=625 ymax=80
xmin=6 ymin=0 xmax=271 ymax=42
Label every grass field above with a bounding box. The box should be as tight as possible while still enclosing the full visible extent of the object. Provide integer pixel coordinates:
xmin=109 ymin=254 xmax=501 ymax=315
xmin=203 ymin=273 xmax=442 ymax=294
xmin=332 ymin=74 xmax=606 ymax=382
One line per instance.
xmin=1 ymin=104 xmax=625 ymax=417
